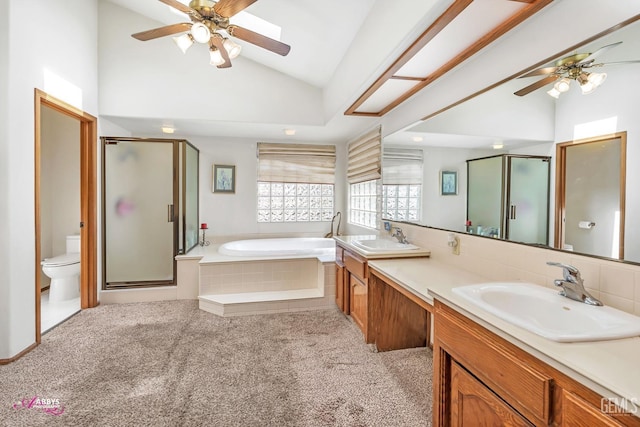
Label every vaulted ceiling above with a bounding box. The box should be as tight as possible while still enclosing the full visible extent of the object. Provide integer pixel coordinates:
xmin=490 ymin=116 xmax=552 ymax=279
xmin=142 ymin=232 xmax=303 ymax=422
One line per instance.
xmin=98 ymin=0 xmax=640 ymax=144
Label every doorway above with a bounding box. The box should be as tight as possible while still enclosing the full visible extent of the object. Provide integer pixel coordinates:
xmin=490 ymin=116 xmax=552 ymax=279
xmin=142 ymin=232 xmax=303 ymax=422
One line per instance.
xmin=35 ymin=89 xmax=98 ymax=343
xmin=555 ymin=132 xmax=626 ymax=259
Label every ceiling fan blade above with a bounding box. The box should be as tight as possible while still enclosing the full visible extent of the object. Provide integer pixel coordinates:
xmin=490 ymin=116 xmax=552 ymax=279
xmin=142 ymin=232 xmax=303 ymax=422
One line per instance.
xmin=210 ymin=36 xmax=232 ymax=68
xmin=132 ymin=22 xmax=192 ymax=41
xmin=214 ymin=0 xmax=257 ymax=18
xmin=518 ymin=66 xmax=559 ymax=78
xmin=228 ymin=25 xmax=291 ymax=56
xmin=514 ymin=75 xmax=559 ymax=97
xmin=587 ymin=60 xmax=640 ymax=68
xmin=158 ymin=0 xmax=203 ymax=20
xmin=577 ymin=41 xmax=623 ymax=65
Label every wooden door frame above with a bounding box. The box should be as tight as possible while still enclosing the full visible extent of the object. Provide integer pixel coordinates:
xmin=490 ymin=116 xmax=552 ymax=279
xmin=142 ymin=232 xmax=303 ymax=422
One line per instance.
xmin=34 ymin=89 xmax=98 ymax=344
xmin=554 ymin=132 xmax=626 ymax=259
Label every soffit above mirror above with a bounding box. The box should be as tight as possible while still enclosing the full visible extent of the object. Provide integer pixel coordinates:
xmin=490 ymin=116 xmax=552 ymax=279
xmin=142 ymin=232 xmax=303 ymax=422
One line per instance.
xmin=344 ymin=0 xmax=553 ymax=117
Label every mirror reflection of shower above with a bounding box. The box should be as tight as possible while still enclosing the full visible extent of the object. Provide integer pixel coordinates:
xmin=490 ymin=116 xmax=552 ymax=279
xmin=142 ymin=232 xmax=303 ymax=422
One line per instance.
xmin=324 ymin=212 xmax=342 ymax=238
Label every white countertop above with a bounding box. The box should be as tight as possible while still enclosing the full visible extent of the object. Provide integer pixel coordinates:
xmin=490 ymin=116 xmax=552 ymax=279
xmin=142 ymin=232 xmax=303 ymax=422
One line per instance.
xmin=333 ymin=235 xmax=431 ymax=259
xmin=367 ymin=257 xmax=640 ymax=410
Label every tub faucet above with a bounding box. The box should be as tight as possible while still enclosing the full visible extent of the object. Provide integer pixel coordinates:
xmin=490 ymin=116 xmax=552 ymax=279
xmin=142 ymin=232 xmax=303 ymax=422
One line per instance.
xmin=324 ymin=212 xmax=342 ymax=238
xmin=547 ymin=262 xmax=603 ymax=306
xmin=391 ymin=227 xmax=409 ymax=244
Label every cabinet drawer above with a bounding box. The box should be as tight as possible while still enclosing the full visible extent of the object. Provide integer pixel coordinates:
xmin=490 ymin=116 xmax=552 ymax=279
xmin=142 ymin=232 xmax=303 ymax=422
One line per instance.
xmin=344 ymin=250 xmax=366 ymax=281
xmin=436 ymin=303 xmax=552 ymax=424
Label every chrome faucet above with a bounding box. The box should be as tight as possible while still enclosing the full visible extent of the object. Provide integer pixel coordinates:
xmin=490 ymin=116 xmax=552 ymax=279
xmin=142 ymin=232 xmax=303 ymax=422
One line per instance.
xmin=324 ymin=212 xmax=342 ymax=238
xmin=547 ymin=262 xmax=603 ymax=306
xmin=391 ymin=227 xmax=409 ymax=244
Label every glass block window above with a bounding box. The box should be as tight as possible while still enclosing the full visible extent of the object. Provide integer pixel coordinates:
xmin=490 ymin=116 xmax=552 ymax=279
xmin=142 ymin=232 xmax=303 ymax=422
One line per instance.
xmin=257 ymin=182 xmax=334 ymax=223
xmin=349 ymin=179 xmax=380 ymax=229
xmin=383 ymin=184 xmax=421 ymax=222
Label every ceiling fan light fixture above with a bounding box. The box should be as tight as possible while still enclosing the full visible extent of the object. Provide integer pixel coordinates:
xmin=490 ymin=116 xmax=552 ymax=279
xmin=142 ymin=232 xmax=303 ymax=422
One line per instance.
xmin=173 ymin=33 xmax=194 ymax=54
xmin=554 ymin=78 xmax=571 ymax=93
xmin=547 ymin=87 xmax=561 ymax=99
xmin=209 ymin=48 xmax=226 ymax=66
xmin=191 ymin=22 xmax=211 ymax=44
xmin=223 ymin=38 xmax=242 ymax=59
xmin=577 ymin=72 xmax=596 ymax=94
xmin=588 ymin=72 xmax=607 ymax=87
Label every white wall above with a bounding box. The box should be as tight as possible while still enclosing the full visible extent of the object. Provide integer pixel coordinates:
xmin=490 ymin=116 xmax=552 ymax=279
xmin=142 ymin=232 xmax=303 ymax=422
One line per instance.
xmin=421 ymin=147 xmax=496 ymax=232
xmin=40 ymin=107 xmax=81 ymax=288
xmin=0 ymin=0 xmax=10 ymax=359
xmin=1 ymin=0 xmax=98 ymax=360
xmin=191 ymin=136 xmax=346 ymax=239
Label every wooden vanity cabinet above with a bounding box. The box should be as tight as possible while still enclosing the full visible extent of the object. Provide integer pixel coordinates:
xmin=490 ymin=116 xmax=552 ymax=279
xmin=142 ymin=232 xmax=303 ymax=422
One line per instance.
xmin=434 ymin=300 xmax=640 ymax=427
xmin=342 ymin=248 xmax=373 ymax=342
xmin=334 ymin=241 xmax=431 ymax=349
xmin=334 ymin=246 xmax=348 ymax=313
xmin=349 ymin=273 xmax=369 ymax=339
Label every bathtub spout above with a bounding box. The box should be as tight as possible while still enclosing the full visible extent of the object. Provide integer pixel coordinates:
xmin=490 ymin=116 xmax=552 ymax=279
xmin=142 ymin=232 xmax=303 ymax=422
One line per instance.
xmin=324 ymin=212 xmax=342 ymax=238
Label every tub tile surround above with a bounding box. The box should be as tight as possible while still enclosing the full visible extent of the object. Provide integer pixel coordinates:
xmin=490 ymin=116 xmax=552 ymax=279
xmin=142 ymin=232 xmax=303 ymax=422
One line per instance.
xmin=200 ymin=259 xmax=318 ymax=295
xmin=182 ymin=240 xmax=337 ymax=317
xmin=390 ymin=222 xmax=640 ymax=316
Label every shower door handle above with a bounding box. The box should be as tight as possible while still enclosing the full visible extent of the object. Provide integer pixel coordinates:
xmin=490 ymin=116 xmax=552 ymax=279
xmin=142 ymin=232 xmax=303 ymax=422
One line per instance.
xmin=167 ymin=204 xmax=174 ymax=222
xmin=510 ymin=205 xmax=517 ymax=220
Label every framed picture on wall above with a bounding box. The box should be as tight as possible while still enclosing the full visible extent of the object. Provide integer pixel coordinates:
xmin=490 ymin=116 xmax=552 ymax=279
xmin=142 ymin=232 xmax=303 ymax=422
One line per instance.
xmin=213 ymin=164 xmax=235 ymax=193
xmin=440 ymin=170 xmax=458 ymax=196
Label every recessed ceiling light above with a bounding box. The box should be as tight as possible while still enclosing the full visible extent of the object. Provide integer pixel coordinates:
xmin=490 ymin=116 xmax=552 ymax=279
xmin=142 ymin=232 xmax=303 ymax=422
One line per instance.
xmin=412 ymin=136 xmax=423 ymax=142
xmin=492 ymin=142 xmax=504 ymax=149
xmin=284 ymin=129 xmax=296 ymax=136
xmin=162 ymin=126 xmax=175 ymax=134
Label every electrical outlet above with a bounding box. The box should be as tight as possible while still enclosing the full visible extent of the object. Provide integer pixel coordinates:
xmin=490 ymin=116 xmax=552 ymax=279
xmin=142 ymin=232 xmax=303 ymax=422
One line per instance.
xmin=384 ymin=221 xmax=391 ymax=231
xmin=447 ymin=233 xmax=460 ymax=255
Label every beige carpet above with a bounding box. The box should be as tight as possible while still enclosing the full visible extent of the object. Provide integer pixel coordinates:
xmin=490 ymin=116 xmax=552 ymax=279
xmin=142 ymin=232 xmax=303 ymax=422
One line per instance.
xmin=0 ymin=301 xmax=432 ymax=426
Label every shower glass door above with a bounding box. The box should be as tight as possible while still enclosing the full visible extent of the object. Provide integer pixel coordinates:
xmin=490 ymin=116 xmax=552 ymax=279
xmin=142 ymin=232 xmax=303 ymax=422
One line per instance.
xmin=104 ymin=139 xmax=176 ymax=288
xmin=506 ymin=157 xmax=550 ymax=245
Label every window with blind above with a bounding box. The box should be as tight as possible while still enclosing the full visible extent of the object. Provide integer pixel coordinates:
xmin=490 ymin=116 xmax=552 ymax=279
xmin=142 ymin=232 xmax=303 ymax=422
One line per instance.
xmin=347 ymin=127 xmax=382 ymax=228
xmin=382 ymin=147 xmax=423 ymax=222
xmin=256 ymin=143 xmax=336 ymax=223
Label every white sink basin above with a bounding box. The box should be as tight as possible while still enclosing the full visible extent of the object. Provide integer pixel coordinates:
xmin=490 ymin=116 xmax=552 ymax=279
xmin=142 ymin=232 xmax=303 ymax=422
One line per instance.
xmin=352 ymin=239 xmax=420 ymax=252
xmin=452 ymin=282 xmax=640 ymax=342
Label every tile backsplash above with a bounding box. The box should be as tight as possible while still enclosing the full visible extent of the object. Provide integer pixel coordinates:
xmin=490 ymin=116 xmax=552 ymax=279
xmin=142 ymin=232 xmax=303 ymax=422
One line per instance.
xmin=395 ymin=222 xmax=640 ymax=316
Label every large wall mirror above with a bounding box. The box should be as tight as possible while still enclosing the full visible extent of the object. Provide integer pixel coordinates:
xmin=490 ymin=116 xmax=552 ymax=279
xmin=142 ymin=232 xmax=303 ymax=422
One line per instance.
xmin=383 ymin=17 xmax=640 ymax=265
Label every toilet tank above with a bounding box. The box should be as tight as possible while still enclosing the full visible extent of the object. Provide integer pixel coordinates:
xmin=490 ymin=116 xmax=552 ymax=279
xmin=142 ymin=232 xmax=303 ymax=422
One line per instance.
xmin=66 ymin=235 xmax=81 ymax=254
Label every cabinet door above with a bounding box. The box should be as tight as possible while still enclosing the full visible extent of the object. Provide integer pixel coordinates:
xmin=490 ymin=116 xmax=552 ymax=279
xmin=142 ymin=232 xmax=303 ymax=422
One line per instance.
xmin=350 ymin=273 xmax=368 ymax=337
xmin=335 ymin=264 xmax=347 ymax=313
xmin=450 ymin=361 xmax=533 ymax=427
xmin=561 ymin=390 xmax=626 ymax=427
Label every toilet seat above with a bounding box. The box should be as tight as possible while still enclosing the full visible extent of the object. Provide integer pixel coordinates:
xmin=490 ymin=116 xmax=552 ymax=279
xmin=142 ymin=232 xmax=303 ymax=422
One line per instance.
xmin=41 ymin=253 xmax=80 ymax=267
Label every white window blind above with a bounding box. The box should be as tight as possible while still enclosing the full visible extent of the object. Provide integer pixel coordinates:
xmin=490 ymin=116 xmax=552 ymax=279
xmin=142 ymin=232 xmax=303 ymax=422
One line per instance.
xmin=347 ymin=127 xmax=381 ymax=184
xmin=257 ymin=143 xmax=336 ymax=184
xmin=382 ymin=147 xmax=424 ymax=184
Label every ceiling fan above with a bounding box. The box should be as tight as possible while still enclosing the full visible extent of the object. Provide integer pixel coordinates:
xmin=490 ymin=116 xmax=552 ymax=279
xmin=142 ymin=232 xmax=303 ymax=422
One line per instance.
xmin=131 ymin=0 xmax=291 ymax=68
xmin=514 ymin=41 xmax=640 ymax=98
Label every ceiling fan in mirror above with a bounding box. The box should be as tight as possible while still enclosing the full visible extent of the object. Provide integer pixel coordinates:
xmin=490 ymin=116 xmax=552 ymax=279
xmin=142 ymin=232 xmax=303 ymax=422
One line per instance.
xmin=131 ymin=0 xmax=291 ymax=68
xmin=514 ymin=41 xmax=640 ymax=98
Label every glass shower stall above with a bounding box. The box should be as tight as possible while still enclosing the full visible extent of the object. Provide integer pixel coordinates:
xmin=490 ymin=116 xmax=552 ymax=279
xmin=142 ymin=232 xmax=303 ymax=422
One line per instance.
xmin=101 ymin=137 xmax=199 ymax=289
xmin=466 ymin=154 xmax=550 ymax=245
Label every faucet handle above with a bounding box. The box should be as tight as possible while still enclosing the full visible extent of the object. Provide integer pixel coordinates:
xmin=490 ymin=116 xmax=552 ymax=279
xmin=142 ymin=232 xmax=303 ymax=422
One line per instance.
xmin=546 ymin=262 xmax=581 ymax=280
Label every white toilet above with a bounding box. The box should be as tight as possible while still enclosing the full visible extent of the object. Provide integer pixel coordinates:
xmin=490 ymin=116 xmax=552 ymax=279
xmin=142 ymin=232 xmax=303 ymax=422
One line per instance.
xmin=41 ymin=235 xmax=81 ymax=302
